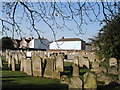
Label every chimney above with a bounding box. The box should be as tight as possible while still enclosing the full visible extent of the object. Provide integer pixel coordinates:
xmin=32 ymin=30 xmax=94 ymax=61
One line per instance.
xmin=62 ymin=37 xmax=64 ymax=39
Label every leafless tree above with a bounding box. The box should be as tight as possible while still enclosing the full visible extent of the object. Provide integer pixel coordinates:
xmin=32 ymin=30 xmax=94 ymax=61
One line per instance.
xmin=0 ymin=0 xmax=120 ymax=40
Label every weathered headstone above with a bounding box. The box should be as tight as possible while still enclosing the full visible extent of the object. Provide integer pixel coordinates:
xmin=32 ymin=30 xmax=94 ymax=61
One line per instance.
xmin=8 ymin=52 xmax=12 ymax=67
xmin=44 ymin=57 xmax=54 ymax=78
xmin=109 ymin=58 xmax=117 ymax=67
xmin=25 ymin=58 xmax=32 ymax=75
xmin=69 ymin=77 xmax=83 ymax=90
xmin=84 ymin=72 xmax=97 ymax=89
xmin=73 ymin=56 xmax=79 ymax=76
xmin=60 ymin=75 xmax=70 ymax=84
xmin=79 ymin=57 xmax=89 ymax=68
xmin=56 ymin=54 xmax=64 ymax=72
xmin=91 ymin=66 xmax=107 ymax=74
xmin=14 ymin=53 xmax=19 ymax=64
xmin=32 ymin=56 xmax=42 ymax=77
xmin=52 ymin=70 xmax=60 ymax=79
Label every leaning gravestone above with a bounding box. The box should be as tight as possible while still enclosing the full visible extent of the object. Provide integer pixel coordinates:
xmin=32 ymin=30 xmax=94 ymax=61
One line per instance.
xmin=79 ymin=57 xmax=90 ymax=69
xmin=84 ymin=72 xmax=97 ymax=89
xmin=109 ymin=58 xmax=117 ymax=67
xmin=72 ymin=56 xmax=79 ymax=76
xmin=32 ymin=56 xmax=42 ymax=77
xmin=56 ymin=54 xmax=64 ymax=72
xmin=25 ymin=58 xmax=32 ymax=75
xmin=44 ymin=57 xmax=54 ymax=78
xmin=69 ymin=77 xmax=83 ymax=90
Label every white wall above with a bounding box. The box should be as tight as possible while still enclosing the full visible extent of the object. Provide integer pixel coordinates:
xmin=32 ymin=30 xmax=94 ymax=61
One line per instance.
xmin=50 ymin=41 xmax=82 ymax=50
xmin=29 ymin=39 xmax=49 ymax=49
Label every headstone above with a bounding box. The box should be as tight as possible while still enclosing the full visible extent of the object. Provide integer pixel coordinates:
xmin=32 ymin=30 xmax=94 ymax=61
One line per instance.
xmin=32 ymin=56 xmax=42 ymax=77
xmin=44 ymin=57 xmax=54 ymax=78
xmin=11 ymin=57 xmax=15 ymax=71
xmin=20 ymin=57 xmax=25 ymax=71
xmin=60 ymin=75 xmax=70 ymax=84
xmin=56 ymin=54 xmax=64 ymax=72
xmin=25 ymin=58 xmax=32 ymax=75
xmin=109 ymin=58 xmax=117 ymax=67
xmin=72 ymin=56 xmax=79 ymax=76
xmin=97 ymin=72 xmax=113 ymax=85
xmin=92 ymin=61 xmax=99 ymax=68
xmin=52 ymin=70 xmax=60 ymax=79
xmin=84 ymin=72 xmax=97 ymax=89
xmin=91 ymin=66 xmax=107 ymax=74
xmin=79 ymin=57 xmax=89 ymax=68
xmin=8 ymin=52 xmax=12 ymax=67
xmin=14 ymin=53 xmax=19 ymax=64
xmin=69 ymin=77 xmax=83 ymax=90
xmin=88 ymin=54 xmax=96 ymax=62
xmin=108 ymin=67 xmax=118 ymax=75
xmin=0 ymin=56 xmax=2 ymax=68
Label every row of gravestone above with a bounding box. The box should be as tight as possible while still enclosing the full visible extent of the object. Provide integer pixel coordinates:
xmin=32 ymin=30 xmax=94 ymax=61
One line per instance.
xmin=5 ymin=50 xmax=65 ymax=79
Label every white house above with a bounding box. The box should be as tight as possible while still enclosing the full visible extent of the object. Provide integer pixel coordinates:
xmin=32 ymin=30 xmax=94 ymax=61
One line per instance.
xmin=50 ymin=37 xmax=86 ymax=50
xmin=29 ymin=38 xmax=49 ymax=49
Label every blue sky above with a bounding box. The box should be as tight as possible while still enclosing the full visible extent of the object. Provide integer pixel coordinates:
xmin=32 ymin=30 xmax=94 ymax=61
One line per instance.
xmin=0 ymin=1 xmax=106 ymax=43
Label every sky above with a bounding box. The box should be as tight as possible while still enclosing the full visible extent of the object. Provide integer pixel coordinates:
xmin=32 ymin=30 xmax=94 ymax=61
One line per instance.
xmin=0 ymin=1 xmax=107 ymax=43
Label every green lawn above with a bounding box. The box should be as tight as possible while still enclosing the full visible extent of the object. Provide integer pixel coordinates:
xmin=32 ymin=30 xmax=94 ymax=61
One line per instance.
xmin=1 ymin=57 xmax=68 ymax=90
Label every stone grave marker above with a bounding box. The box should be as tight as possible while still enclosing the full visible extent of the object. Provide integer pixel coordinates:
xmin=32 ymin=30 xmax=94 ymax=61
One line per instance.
xmin=56 ymin=54 xmax=64 ymax=72
xmin=26 ymin=58 xmax=32 ymax=75
xmin=20 ymin=57 xmax=25 ymax=71
xmin=69 ymin=77 xmax=83 ymax=90
xmin=72 ymin=56 xmax=79 ymax=76
xmin=11 ymin=57 xmax=15 ymax=71
xmin=84 ymin=72 xmax=97 ymax=89
xmin=32 ymin=56 xmax=42 ymax=77
xmin=109 ymin=58 xmax=117 ymax=67
xmin=44 ymin=57 xmax=54 ymax=78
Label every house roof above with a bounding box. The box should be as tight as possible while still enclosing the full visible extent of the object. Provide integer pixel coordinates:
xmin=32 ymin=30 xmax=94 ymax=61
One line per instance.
xmin=56 ymin=38 xmax=85 ymax=42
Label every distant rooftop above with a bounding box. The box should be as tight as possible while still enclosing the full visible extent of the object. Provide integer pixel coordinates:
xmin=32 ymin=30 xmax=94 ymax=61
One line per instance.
xmin=56 ymin=37 xmax=85 ymax=42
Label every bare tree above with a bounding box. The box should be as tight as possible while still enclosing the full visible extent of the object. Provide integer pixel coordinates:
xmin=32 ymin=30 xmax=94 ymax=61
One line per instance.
xmin=0 ymin=0 xmax=120 ymax=40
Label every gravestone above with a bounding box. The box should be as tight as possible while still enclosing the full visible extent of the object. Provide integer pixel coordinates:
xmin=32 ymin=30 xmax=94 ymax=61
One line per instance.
xmin=109 ymin=58 xmax=117 ymax=67
xmin=8 ymin=52 xmax=12 ymax=67
xmin=11 ymin=57 xmax=15 ymax=71
xmin=5 ymin=49 xmax=8 ymax=61
xmin=69 ymin=77 xmax=83 ymax=90
xmin=20 ymin=57 xmax=25 ymax=71
xmin=108 ymin=67 xmax=118 ymax=75
xmin=32 ymin=56 xmax=42 ymax=77
xmin=56 ymin=54 xmax=64 ymax=72
xmin=60 ymin=75 xmax=70 ymax=84
xmin=0 ymin=56 xmax=2 ymax=68
xmin=26 ymin=58 xmax=32 ymax=75
xmin=14 ymin=53 xmax=19 ymax=64
xmin=84 ymin=72 xmax=97 ymax=89
xmin=39 ymin=51 xmax=44 ymax=59
xmin=52 ymin=70 xmax=60 ymax=79
xmin=44 ymin=57 xmax=54 ymax=78
xmin=72 ymin=56 xmax=79 ymax=76
xmin=88 ymin=54 xmax=96 ymax=62
xmin=92 ymin=61 xmax=99 ymax=68
xmin=79 ymin=57 xmax=89 ymax=68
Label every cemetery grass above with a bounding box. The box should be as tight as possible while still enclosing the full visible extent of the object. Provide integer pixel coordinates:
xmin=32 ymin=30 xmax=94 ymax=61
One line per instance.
xmin=1 ymin=57 xmax=68 ymax=90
